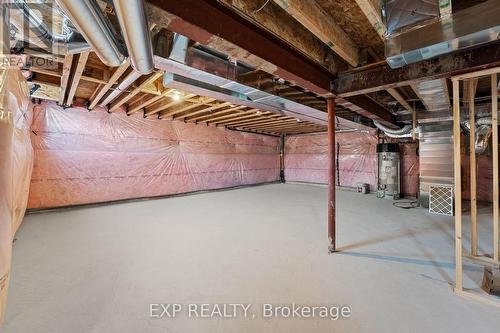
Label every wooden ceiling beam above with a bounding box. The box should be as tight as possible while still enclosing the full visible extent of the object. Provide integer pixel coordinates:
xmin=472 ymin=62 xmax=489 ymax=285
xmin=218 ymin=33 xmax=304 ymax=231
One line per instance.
xmin=89 ymin=59 xmax=131 ymax=110
xmin=210 ymin=110 xmax=267 ymax=125
xmin=187 ymin=106 xmax=247 ymax=122
xmin=58 ymin=54 xmax=74 ymax=105
xmin=144 ymin=93 xmax=196 ymax=116
xmin=225 ymin=115 xmax=292 ymax=127
xmin=66 ymin=51 xmax=90 ymax=106
xmin=110 ymin=72 xmax=163 ymax=112
xmin=219 ymin=114 xmax=284 ymax=127
xmin=159 ymin=98 xmax=215 ymax=119
xmin=127 ymin=89 xmax=174 ymax=115
xmin=175 ymin=102 xmax=232 ymax=120
xmin=272 ymin=0 xmax=359 ymax=66
xmin=354 ymin=0 xmax=386 ymax=41
xmin=387 ymin=88 xmax=414 ymax=112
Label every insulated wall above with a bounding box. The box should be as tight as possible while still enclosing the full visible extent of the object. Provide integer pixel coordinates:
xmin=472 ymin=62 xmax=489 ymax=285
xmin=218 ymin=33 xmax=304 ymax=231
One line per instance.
xmin=284 ymin=132 xmax=419 ymax=196
xmin=0 ymin=69 xmax=33 ymax=325
xmin=28 ymin=102 xmax=280 ymax=208
xmin=285 ymin=131 xmax=378 ymax=190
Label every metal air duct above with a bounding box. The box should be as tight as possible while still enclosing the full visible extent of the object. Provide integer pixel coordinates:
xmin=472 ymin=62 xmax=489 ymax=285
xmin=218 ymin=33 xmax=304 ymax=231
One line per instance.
xmin=56 ymin=0 xmax=125 ymax=67
xmin=113 ymin=0 xmax=154 ymax=74
xmin=385 ymin=0 xmax=500 ymax=68
xmin=157 ymin=35 xmax=327 ymax=124
xmin=9 ymin=1 xmax=90 ymax=54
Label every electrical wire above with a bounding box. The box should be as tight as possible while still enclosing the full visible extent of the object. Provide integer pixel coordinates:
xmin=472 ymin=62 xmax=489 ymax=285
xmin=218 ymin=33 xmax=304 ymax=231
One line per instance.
xmin=252 ymin=0 xmax=270 ymax=14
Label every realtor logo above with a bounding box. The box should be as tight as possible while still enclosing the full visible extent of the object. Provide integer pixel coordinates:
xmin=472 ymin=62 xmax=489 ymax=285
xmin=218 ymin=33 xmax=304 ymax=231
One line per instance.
xmin=1 ymin=1 xmax=62 ymax=69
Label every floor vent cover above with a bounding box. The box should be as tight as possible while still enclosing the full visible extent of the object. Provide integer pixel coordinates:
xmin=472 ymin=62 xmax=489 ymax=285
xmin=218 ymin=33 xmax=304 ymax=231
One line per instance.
xmin=429 ymin=184 xmax=454 ymax=216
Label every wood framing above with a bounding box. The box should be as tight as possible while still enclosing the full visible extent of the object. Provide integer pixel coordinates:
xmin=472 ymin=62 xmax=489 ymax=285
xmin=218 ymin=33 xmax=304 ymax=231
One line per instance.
xmin=58 ymin=54 xmax=74 ymax=105
xmin=66 ymin=51 xmax=90 ymax=106
xmin=493 ymin=73 xmax=499 ymax=263
xmin=452 ymin=79 xmax=462 ymax=291
xmin=89 ymin=59 xmax=131 ymax=110
xmin=387 ymin=88 xmax=413 ymax=112
xmin=272 ymin=0 xmax=359 ymax=66
xmin=468 ymin=79 xmax=477 ymax=256
xmin=354 ymin=0 xmax=386 ymax=40
xmin=110 ymin=72 xmax=163 ymax=112
xmin=452 ymin=66 xmax=500 ymax=306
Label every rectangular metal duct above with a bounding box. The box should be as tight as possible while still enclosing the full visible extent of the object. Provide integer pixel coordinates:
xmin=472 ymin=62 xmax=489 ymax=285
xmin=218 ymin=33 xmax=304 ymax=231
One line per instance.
xmin=414 ymin=79 xmax=450 ymax=112
xmin=383 ymin=0 xmax=440 ymax=35
xmin=157 ymin=35 xmax=327 ymax=124
xmin=418 ymin=121 xmax=454 ymax=208
xmin=385 ymin=0 xmax=500 ymax=68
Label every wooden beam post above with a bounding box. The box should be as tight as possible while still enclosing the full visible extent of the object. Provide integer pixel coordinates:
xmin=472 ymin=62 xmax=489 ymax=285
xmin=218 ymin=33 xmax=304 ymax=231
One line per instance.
xmin=468 ymin=80 xmax=478 ymax=256
xmin=493 ymin=73 xmax=499 ymax=263
xmin=327 ymin=98 xmax=336 ymax=253
xmin=453 ymin=79 xmax=463 ymax=291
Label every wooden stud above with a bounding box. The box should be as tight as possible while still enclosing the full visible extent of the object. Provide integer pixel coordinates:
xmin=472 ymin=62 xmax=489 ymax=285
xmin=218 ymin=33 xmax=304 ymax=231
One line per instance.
xmin=469 ymin=79 xmax=478 ymax=256
xmin=453 ymin=79 xmax=463 ymax=291
xmin=493 ymin=73 xmax=499 ymax=263
xmin=66 ymin=51 xmax=90 ymax=106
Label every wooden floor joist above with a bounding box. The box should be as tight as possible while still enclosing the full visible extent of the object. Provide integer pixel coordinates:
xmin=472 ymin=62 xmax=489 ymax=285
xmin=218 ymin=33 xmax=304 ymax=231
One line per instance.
xmin=110 ymin=72 xmax=163 ymax=112
xmin=187 ymin=106 xmax=247 ymax=122
xmin=210 ymin=111 xmax=264 ymax=125
xmin=89 ymin=59 xmax=131 ymax=110
xmin=58 ymin=54 xmax=74 ymax=105
xmin=127 ymin=89 xmax=174 ymax=115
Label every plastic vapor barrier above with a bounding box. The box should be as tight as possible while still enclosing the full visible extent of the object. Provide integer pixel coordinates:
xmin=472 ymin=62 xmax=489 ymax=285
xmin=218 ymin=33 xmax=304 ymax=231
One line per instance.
xmin=285 ymin=131 xmax=378 ymax=190
xmin=285 ymin=132 xmax=419 ymax=196
xmin=0 ymin=69 xmax=33 ymax=325
xmin=28 ymin=102 xmax=280 ymax=208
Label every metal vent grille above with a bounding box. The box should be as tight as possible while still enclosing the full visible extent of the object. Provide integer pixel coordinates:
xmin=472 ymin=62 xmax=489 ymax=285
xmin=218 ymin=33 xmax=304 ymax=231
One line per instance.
xmin=429 ymin=184 xmax=454 ymax=216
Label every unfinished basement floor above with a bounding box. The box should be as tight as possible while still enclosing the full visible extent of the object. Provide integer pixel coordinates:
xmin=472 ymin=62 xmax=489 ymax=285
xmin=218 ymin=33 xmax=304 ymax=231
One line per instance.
xmin=4 ymin=184 xmax=500 ymax=332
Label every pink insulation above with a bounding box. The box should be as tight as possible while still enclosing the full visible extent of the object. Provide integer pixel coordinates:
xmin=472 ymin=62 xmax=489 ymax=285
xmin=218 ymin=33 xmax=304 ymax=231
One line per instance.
xmin=285 ymin=131 xmax=378 ymax=190
xmin=28 ymin=102 xmax=280 ymax=208
xmin=0 ymin=69 xmax=33 ymax=324
xmin=285 ymin=132 xmax=419 ymax=196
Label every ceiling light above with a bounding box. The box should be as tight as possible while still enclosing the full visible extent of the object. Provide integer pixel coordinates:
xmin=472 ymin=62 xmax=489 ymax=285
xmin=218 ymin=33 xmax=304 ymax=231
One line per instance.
xmin=172 ymin=91 xmax=182 ymax=101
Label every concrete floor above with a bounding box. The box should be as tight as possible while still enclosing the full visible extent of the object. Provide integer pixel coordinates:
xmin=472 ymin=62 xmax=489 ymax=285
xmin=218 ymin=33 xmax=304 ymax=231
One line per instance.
xmin=4 ymin=184 xmax=500 ymax=332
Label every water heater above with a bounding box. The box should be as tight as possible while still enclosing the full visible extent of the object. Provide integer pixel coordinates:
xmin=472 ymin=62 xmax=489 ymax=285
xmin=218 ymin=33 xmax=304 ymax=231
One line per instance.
xmin=377 ymin=143 xmax=400 ymax=200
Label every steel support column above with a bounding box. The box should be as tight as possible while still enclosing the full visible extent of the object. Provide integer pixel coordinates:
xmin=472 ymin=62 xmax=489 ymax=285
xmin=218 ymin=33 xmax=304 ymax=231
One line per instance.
xmin=327 ymin=98 xmax=336 ymax=252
